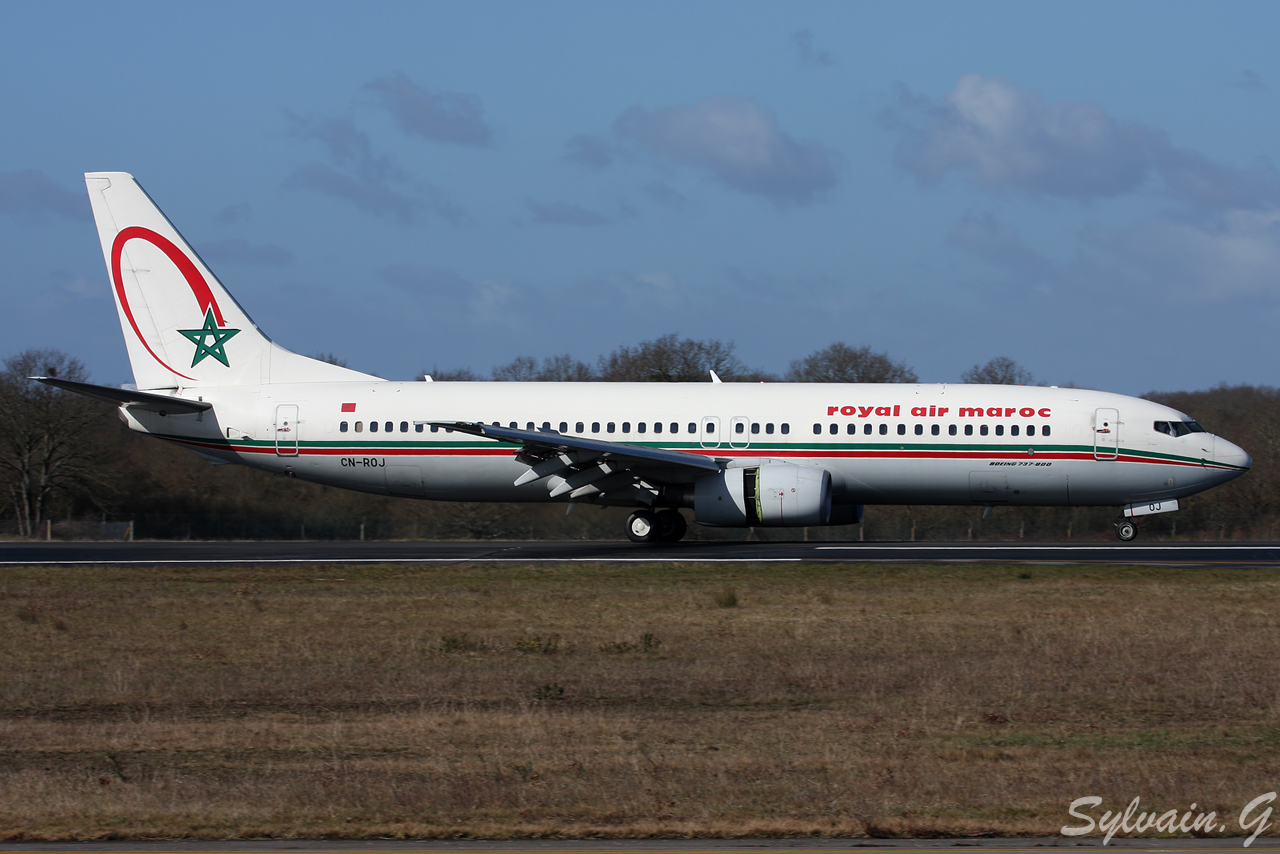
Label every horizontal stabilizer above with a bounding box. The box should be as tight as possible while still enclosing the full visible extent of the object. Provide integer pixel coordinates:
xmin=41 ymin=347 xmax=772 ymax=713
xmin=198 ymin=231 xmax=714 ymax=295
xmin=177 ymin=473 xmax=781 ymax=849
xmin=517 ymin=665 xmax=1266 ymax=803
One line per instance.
xmin=33 ymin=377 xmax=212 ymax=414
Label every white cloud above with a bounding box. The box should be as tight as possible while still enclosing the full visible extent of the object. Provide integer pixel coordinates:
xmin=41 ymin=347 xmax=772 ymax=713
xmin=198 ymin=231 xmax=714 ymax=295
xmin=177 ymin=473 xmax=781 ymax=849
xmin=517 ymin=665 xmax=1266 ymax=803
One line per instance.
xmin=0 ymin=170 xmax=90 ymax=223
xmin=363 ymin=72 xmax=494 ymax=147
xmin=1083 ymin=210 xmax=1280 ymax=301
xmin=613 ymin=96 xmax=839 ymax=206
xmin=886 ymin=74 xmax=1154 ymax=199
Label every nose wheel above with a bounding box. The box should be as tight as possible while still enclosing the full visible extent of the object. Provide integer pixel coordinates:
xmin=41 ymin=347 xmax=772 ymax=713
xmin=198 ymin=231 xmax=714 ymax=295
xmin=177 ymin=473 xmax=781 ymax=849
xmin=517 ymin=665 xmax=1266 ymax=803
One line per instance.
xmin=1115 ymin=519 xmax=1137 ymax=541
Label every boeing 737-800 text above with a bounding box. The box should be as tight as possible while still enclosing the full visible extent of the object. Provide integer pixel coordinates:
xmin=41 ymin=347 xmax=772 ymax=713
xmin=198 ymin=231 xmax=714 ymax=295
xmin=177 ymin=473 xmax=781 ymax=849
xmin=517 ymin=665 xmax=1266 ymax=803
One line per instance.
xmin=37 ymin=173 xmax=1252 ymax=543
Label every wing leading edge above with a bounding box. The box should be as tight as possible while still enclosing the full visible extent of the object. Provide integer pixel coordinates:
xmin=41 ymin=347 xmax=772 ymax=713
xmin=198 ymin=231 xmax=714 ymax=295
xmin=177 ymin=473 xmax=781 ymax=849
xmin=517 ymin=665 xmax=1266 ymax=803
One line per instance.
xmin=429 ymin=421 xmax=719 ymax=504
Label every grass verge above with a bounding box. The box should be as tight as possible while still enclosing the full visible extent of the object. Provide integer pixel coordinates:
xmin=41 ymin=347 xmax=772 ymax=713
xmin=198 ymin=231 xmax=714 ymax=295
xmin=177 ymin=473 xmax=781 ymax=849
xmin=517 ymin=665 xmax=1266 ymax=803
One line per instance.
xmin=2 ymin=561 xmax=1279 ymax=839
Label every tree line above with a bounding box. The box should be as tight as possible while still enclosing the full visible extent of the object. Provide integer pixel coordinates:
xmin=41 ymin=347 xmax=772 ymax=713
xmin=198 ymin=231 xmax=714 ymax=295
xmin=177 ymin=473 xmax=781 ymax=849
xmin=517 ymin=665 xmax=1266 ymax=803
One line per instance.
xmin=0 ymin=339 xmax=1271 ymax=541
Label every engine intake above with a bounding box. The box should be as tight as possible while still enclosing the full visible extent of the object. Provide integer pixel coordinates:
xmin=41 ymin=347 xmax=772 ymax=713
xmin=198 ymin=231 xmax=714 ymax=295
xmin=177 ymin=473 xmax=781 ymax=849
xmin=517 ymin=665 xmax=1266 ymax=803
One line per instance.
xmin=694 ymin=463 xmax=833 ymax=527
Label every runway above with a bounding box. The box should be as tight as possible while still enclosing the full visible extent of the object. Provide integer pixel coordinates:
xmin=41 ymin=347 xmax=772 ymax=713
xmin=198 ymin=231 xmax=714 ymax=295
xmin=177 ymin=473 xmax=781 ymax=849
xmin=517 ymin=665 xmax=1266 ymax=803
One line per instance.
xmin=2 ymin=839 xmax=1277 ymax=852
xmin=1 ymin=539 xmax=1278 ymax=566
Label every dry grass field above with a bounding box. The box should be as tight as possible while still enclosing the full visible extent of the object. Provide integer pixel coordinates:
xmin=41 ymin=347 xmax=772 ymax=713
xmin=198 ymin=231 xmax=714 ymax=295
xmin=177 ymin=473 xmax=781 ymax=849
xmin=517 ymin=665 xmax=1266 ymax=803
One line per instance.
xmin=3 ymin=560 xmax=1280 ymax=840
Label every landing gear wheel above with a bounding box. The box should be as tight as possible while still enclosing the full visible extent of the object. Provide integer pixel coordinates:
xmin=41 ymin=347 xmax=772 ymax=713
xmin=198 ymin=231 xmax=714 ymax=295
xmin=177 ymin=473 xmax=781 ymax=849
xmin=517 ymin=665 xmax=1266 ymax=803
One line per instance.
xmin=625 ymin=509 xmax=657 ymax=543
xmin=1116 ymin=519 xmax=1137 ymax=542
xmin=653 ymin=509 xmax=688 ymax=543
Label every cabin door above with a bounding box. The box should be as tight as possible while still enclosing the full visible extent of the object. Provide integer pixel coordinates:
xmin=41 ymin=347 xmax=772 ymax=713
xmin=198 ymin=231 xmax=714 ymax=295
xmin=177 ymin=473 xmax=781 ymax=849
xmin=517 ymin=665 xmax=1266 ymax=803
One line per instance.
xmin=275 ymin=404 xmax=299 ymax=456
xmin=1093 ymin=408 xmax=1119 ymax=460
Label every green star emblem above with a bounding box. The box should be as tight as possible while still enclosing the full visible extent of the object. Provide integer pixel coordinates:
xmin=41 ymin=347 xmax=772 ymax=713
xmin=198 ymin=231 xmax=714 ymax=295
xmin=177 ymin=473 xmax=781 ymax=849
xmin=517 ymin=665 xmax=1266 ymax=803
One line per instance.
xmin=178 ymin=307 xmax=240 ymax=368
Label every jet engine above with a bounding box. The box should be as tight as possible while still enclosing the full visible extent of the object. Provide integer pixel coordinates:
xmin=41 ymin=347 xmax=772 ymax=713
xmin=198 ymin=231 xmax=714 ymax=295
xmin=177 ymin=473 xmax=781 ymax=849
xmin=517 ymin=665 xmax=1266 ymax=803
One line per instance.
xmin=694 ymin=463 xmax=833 ymax=527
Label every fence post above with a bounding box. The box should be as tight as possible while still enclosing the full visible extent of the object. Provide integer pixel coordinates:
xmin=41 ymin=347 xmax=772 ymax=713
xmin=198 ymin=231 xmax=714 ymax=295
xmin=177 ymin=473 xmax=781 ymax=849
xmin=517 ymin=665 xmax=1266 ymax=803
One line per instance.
xmin=45 ymin=519 xmax=52 ymax=541
xmin=360 ymin=516 xmax=366 ymax=541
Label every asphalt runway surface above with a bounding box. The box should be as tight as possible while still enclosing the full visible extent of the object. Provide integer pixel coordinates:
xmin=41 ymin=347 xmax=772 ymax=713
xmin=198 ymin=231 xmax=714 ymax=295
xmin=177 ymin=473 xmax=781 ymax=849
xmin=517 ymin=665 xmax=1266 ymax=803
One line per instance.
xmin=1 ymin=540 xmax=1278 ymax=566
xmin=2 ymin=840 xmax=1277 ymax=852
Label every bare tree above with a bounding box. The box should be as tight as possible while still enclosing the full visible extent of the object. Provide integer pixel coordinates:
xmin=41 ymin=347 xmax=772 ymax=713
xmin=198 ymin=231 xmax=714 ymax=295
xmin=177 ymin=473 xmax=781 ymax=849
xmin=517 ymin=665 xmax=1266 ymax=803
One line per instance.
xmin=961 ymin=356 xmax=1034 ymax=385
xmin=785 ymin=343 xmax=918 ymax=383
xmin=0 ymin=350 xmax=112 ymax=536
xmin=597 ymin=334 xmax=764 ymax=382
xmin=493 ymin=354 xmax=594 ymax=382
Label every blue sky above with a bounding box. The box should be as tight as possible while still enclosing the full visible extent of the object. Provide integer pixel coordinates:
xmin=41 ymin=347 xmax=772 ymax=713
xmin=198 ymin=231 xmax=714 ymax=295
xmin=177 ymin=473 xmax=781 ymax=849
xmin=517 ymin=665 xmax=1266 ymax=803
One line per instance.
xmin=3 ymin=1 xmax=1279 ymax=394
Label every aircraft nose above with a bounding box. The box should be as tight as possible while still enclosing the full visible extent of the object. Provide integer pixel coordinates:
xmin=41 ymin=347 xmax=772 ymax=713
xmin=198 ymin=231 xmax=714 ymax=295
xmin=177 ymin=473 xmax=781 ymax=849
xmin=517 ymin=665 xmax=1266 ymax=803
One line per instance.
xmin=1216 ymin=438 xmax=1252 ymax=472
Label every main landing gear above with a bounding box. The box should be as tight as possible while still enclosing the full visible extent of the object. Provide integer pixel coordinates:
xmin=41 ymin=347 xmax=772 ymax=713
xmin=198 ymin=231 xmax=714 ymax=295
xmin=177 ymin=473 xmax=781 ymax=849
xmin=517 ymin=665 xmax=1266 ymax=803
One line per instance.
xmin=625 ymin=508 xmax=688 ymax=544
xmin=1115 ymin=518 xmax=1137 ymax=542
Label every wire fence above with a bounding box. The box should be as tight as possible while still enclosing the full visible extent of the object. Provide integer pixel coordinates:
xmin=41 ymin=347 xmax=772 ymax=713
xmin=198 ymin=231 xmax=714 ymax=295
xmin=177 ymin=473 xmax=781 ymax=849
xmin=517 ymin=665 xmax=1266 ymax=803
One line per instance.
xmin=0 ymin=504 xmax=1262 ymax=542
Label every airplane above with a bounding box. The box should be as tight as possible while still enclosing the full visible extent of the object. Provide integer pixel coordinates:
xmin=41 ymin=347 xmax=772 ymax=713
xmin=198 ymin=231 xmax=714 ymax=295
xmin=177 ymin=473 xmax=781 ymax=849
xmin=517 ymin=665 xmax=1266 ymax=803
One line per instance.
xmin=37 ymin=172 xmax=1252 ymax=543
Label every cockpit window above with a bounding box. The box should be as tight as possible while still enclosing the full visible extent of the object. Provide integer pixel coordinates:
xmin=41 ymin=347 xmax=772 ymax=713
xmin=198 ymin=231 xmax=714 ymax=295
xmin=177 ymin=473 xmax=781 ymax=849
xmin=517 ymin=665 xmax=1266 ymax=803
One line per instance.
xmin=1155 ymin=420 xmax=1207 ymax=437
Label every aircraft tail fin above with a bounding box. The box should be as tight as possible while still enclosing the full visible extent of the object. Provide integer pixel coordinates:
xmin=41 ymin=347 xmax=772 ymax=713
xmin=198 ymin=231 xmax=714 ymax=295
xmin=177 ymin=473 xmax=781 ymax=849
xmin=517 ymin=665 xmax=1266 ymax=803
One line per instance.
xmin=84 ymin=172 xmax=381 ymax=390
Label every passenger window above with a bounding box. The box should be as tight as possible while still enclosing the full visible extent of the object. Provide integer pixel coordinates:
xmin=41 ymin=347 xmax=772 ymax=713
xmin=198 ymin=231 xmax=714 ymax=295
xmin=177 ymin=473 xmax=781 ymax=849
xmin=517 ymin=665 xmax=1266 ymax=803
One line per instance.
xmin=508 ymin=422 xmax=517 ymax=429
xmin=357 ymin=422 xmax=365 ymax=432
xmin=948 ymin=425 xmax=957 ymax=436
xmin=897 ymin=424 xmax=906 ymax=435
xmin=847 ymin=424 xmax=856 ymax=435
xmin=781 ymin=423 xmax=790 ymax=434
xmin=385 ymin=421 xmax=392 ymax=432
xmin=766 ymin=423 xmax=774 ymax=434
xmin=576 ymin=422 xmax=584 ymax=433
xmin=829 ymin=423 xmax=838 ymax=435
xmin=340 ymin=421 xmax=348 ymax=433
xmin=400 ymin=421 xmax=408 ymax=432
xmin=623 ymin=422 xmax=631 ymax=433
xmin=914 ymin=424 xmax=924 ymax=435
xmin=559 ymin=421 xmax=568 ymax=433
xmin=752 ymin=423 xmax=761 ymax=434
xmin=706 ymin=423 xmax=714 ymax=433
xmin=415 ymin=423 xmax=424 ymax=433
xmin=980 ymin=425 xmax=989 ymax=436
xmin=995 ymin=425 xmax=1004 ymax=436
xmin=654 ymin=422 xmax=663 ymax=433
xmin=879 ymin=424 xmax=888 ymax=435
xmin=370 ymin=421 xmax=379 ymax=433
xmin=1011 ymin=425 xmax=1020 ymax=436
xmin=1043 ymin=425 xmax=1051 ymax=437
xmin=964 ymin=424 xmax=973 ymax=436
xmin=931 ymin=424 xmax=940 ymax=436
xmin=688 ymin=423 xmax=696 ymax=433
xmin=526 ymin=422 xmax=535 ymax=431
xmin=607 ymin=422 xmax=616 ymax=433
xmin=737 ymin=422 xmax=746 ymax=434
xmin=1027 ymin=425 xmax=1035 ymax=437
xmin=542 ymin=422 xmax=551 ymax=431
xmin=864 ymin=423 xmax=873 ymax=435
xmin=671 ymin=422 xmax=679 ymax=434
xmin=813 ymin=423 xmax=822 ymax=435
xmin=430 ymin=425 xmax=438 ymax=433
xmin=637 ymin=422 xmax=646 ymax=434
xmin=592 ymin=422 xmax=600 ymax=433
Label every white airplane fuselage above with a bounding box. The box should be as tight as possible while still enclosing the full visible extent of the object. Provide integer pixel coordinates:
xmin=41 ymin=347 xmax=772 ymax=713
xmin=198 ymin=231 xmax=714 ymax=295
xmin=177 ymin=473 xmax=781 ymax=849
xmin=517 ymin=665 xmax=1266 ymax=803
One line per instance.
xmin=123 ymin=379 xmax=1248 ymax=511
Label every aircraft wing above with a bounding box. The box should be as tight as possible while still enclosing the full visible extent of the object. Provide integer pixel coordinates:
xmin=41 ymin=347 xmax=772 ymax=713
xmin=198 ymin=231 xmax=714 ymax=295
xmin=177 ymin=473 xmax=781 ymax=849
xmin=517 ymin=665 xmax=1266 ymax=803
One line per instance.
xmin=33 ymin=377 xmax=212 ymax=414
xmin=430 ymin=421 xmax=719 ymax=503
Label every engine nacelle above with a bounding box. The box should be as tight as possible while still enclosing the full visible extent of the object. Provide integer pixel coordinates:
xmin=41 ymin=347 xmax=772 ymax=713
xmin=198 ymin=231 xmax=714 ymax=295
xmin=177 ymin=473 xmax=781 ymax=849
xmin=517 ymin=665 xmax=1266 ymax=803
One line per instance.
xmin=694 ymin=463 xmax=833 ymax=527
